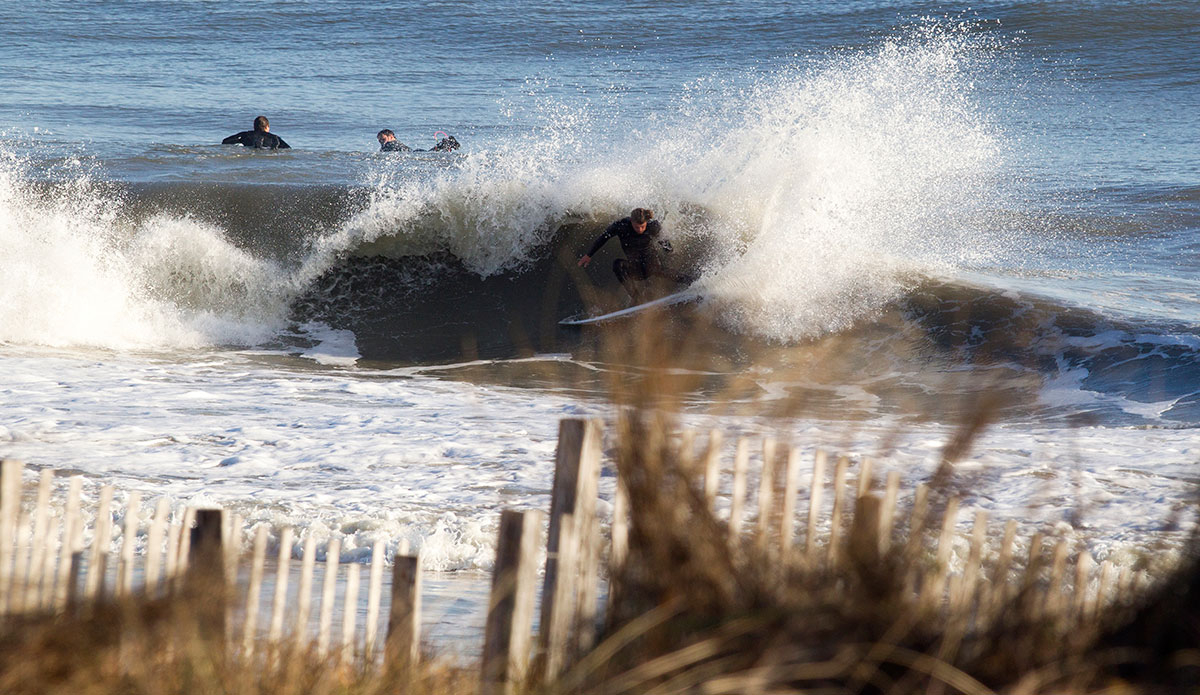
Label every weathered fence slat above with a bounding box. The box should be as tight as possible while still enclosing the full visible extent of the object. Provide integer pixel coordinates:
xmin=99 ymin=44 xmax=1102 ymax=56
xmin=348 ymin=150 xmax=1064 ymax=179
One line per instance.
xmin=542 ymin=513 xmax=577 ymax=680
xmin=827 ymin=456 xmax=849 ymax=566
xmin=755 ymin=438 xmax=777 ymax=551
xmin=857 ymin=457 xmax=874 ymax=498
xmin=1072 ymin=551 xmax=1092 ymax=621
xmin=1 ymin=460 xmax=25 ymax=614
xmin=269 ymin=526 xmax=294 ymax=644
xmin=1046 ymin=539 xmax=1069 ymax=614
xmin=342 ymin=562 xmax=361 ymax=662
xmin=880 ymin=471 xmax=900 ymax=552
xmin=293 ymin=534 xmax=317 ymax=649
xmin=317 ymin=538 xmax=342 ymax=656
xmin=989 ymin=519 xmax=1018 ymax=614
xmin=702 ymin=430 xmax=722 ymax=509
xmin=610 ymin=479 xmax=629 ymax=572
xmin=482 ymin=509 xmax=543 ymax=695
xmin=242 ymin=525 xmax=270 ymax=655
xmin=11 ymin=508 xmax=32 ymax=612
xmin=177 ymin=507 xmax=196 ymax=574
xmin=23 ymin=469 xmax=54 ymax=611
xmin=364 ymin=538 xmax=384 ymax=655
xmin=805 ymin=450 xmax=827 ymax=562
xmin=117 ymin=491 xmax=141 ymax=597
xmin=225 ymin=513 xmax=244 ymax=588
xmin=677 ymin=429 xmax=696 ymax=472
xmin=921 ymin=497 xmax=960 ymax=610
xmin=779 ymin=447 xmax=801 ymax=554
xmin=957 ymin=510 xmax=987 ymax=611
xmin=35 ymin=473 xmax=63 ymax=611
xmin=144 ymin=498 xmax=169 ymax=596
xmin=85 ymin=485 xmax=115 ymax=601
xmin=904 ymin=484 xmax=931 ymax=597
xmin=1092 ymin=560 xmax=1114 ymax=621
xmin=55 ymin=477 xmax=83 ymax=610
xmin=729 ymin=437 xmax=749 ymax=543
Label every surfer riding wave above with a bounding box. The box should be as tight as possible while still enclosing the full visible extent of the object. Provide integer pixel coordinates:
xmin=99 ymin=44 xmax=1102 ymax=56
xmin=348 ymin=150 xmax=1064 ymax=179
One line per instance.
xmin=577 ymin=207 xmax=692 ymax=303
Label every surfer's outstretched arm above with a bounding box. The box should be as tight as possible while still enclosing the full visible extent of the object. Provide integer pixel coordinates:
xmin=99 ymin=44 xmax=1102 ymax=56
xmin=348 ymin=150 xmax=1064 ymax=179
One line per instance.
xmin=579 ymin=223 xmax=618 ymax=266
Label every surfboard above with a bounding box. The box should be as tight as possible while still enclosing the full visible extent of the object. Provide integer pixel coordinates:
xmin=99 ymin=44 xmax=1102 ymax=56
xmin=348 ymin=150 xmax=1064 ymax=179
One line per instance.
xmin=559 ymin=289 xmax=700 ymax=326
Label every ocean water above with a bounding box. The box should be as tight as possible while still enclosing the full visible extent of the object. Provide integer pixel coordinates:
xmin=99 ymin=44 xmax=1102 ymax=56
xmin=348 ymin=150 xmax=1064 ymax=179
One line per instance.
xmin=2 ymin=0 xmax=1199 ymax=636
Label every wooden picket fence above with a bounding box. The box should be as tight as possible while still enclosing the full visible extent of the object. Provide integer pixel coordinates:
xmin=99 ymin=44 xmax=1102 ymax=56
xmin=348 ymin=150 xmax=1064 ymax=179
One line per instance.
xmin=0 ymin=458 xmax=420 ymax=667
xmin=0 ymin=418 xmax=1150 ymax=691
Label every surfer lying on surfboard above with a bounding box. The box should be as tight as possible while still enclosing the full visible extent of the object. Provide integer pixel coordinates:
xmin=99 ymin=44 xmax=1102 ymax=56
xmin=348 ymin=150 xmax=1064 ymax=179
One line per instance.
xmin=577 ymin=207 xmax=692 ymax=303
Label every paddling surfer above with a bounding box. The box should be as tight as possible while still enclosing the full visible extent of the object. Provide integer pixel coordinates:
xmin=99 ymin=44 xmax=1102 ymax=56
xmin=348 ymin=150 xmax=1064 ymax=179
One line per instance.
xmin=222 ymin=116 xmax=290 ymax=150
xmin=377 ymin=129 xmax=411 ymax=152
xmin=577 ymin=208 xmax=688 ymax=302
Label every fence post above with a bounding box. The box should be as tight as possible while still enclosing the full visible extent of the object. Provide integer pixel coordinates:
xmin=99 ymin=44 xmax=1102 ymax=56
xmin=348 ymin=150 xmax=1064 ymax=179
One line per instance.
xmin=185 ymin=508 xmax=227 ymax=640
xmin=385 ymin=550 xmax=422 ymax=671
xmin=482 ymin=510 xmax=544 ymax=695
xmin=849 ymin=494 xmax=883 ymax=566
xmin=538 ymin=418 xmax=602 ymax=678
xmin=0 ymin=460 xmax=26 ymax=616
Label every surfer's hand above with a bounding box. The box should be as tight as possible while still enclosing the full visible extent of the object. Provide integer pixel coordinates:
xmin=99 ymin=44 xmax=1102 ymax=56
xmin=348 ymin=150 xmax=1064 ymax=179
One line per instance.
xmin=578 ymin=255 xmax=591 ymax=267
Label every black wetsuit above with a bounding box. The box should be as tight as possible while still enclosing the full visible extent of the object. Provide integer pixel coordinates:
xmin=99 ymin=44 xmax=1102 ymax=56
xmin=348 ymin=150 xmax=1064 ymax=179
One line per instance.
xmin=430 ymin=136 xmax=460 ymax=151
xmin=380 ymin=140 xmax=410 ymax=152
xmin=222 ymin=130 xmax=290 ymax=149
xmin=585 ymin=217 xmax=687 ymax=298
